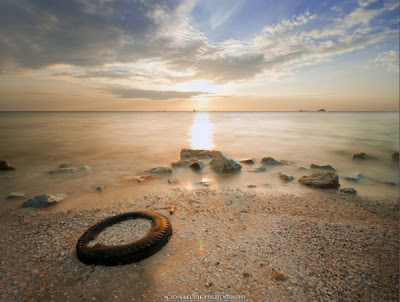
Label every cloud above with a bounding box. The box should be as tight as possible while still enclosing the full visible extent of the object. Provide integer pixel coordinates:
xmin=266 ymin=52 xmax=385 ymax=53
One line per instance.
xmin=0 ymin=0 xmax=398 ymax=87
xmin=108 ymin=87 xmax=207 ymax=100
xmin=372 ymin=50 xmax=399 ymax=72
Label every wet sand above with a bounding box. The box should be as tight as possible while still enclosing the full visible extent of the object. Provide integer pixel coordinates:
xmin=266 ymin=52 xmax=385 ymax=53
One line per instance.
xmin=0 ymin=187 xmax=398 ymax=302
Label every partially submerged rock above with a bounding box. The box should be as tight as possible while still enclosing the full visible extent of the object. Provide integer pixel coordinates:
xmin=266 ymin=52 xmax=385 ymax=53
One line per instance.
xmin=248 ymin=166 xmax=266 ymax=173
xmin=210 ymin=152 xmax=242 ymax=173
xmin=50 ymin=164 xmax=89 ymax=174
xmin=168 ymin=178 xmax=180 ymax=184
xmin=378 ymin=179 xmax=397 ymax=186
xmin=345 ymin=173 xmax=364 ymax=182
xmin=8 ymin=192 xmax=26 ymax=199
xmin=96 ymin=186 xmax=105 ymax=192
xmin=240 ymin=158 xmax=256 ymax=165
xmin=340 ymin=188 xmax=357 ymax=195
xmin=0 ymin=160 xmax=15 ymax=171
xmin=298 ymin=171 xmax=340 ymax=189
xmin=22 ymin=194 xmax=67 ymax=208
xmin=353 ymin=153 xmax=377 ymax=160
xmin=392 ymin=152 xmax=399 ymax=162
xmin=145 ymin=167 xmax=173 ymax=175
xmin=279 ymin=172 xmax=294 ymax=182
xmin=295 ymin=167 xmax=309 ymax=172
xmin=310 ymin=164 xmax=336 ymax=172
xmin=261 ymin=157 xmax=282 ymax=166
xmin=179 ymin=149 xmax=242 ymax=174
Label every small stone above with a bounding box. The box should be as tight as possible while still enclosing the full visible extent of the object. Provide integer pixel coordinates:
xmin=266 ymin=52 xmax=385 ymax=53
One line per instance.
xmin=145 ymin=167 xmax=173 ymax=175
xmin=0 ymin=160 xmax=16 ymax=171
xmin=243 ymin=272 xmax=251 ymax=278
xmin=168 ymin=178 xmax=180 ymax=184
xmin=197 ymin=178 xmax=212 ymax=186
xmin=7 ymin=192 xmax=26 ymax=199
xmin=261 ymin=157 xmax=282 ymax=166
xmin=22 ymin=194 xmax=68 ymax=208
xmin=248 ymin=166 xmax=266 ymax=172
xmin=298 ymin=171 xmax=340 ymax=189
xmin=278 ymin=172 xmax=294 ymax=182
xmin=206 ymin=281 xmax=214 ymax=287
xmin=240 ymin=158 xmax=256 ymax=165
xmin=310 ymin=164 xmax=336 ymax=171
xmin=247 ymin=185 xmax=257 ymax=188
xmin=271 ymin=269 xmax=287 ymax=281
xmin=353 ymin=153 xmax=377 ymax=160
xmin=392 ymin=152 xmax=399 ymax=162
xmin=345 ymin=173 xmax=364 ymax=182
xmin=340 ymin=188 xmax=357 ymax=195
xmin=96 ymin=186 xmax=105 ymax=192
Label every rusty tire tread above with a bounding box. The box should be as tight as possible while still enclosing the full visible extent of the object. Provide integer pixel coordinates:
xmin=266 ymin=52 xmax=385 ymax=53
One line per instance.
xmin=76 ymin=211 xmax=172 ymax=265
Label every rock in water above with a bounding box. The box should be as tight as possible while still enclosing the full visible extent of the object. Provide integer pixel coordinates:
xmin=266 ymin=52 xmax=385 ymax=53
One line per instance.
xmin=345 ymin=173 xmax=364 ymax=182
xmin=298 ymin=171 xmax=340 ymax=189
xmin=310 ymin=164 xmax=336 ymax=171
xmin=180 ymin=149 xmax=215 ymax=160
xmin=352 ymin=153 xmax=377 ymax=160
xmin=210 ymin=152 xmax=242 ymax=173
xmin=0 ymin=160 xmax=15 ymax=171
xmin=168 ymin=178 xmax=180 ymax=184
xmin=249 ymin=166 xmax=266 ymax=172
xmin=240 ymin=158 xmax=256 ymax=165
xmin=50 ymin=163 xmax=89 ymax=174
xmin=145 ymin=167 xmax=173 ymax=175
xmin=278 ymin=172 xmax=294 ymax=182
xmin=392 ymin=152 xmax=399 ymax=162
xmin=8 ymin=192 xmax=26 ymax=199
xmin=340 ymin=188 xmax=357 ymax=195
xmin=261 ymin=157 xmax=282 ymax=166
xmin=22 ymin=194 xmax=67 ymax=208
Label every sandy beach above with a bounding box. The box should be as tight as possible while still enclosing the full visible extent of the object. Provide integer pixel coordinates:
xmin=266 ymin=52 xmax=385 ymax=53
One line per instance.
xmin=0 ymin=186 xmax=398 ymax=302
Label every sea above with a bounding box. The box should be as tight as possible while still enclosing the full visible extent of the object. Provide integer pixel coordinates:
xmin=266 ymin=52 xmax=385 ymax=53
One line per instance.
xmin=0 ymin=111 xmax=399 ymax=213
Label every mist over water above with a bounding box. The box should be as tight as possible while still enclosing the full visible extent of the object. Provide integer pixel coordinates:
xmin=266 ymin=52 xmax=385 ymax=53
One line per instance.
xmin=0 ymin=111 xmax=398 ymax=213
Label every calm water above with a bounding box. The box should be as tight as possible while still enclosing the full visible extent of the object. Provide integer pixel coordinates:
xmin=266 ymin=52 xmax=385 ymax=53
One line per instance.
xmin=0 ymin=111 xmax=399 ymax=212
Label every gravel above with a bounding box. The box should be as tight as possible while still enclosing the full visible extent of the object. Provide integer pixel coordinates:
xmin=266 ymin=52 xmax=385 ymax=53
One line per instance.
xmin=0 ymin=187 xmax=398 ymax=301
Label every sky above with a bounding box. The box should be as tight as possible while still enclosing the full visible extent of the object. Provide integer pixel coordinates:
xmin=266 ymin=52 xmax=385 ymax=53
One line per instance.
xmin=0 ymin=0 xmax=398 ymax=111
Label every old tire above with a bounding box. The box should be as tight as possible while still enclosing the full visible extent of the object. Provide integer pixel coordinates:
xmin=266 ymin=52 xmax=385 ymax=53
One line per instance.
xmin=76 ymin=211 xmax=172 ymax=266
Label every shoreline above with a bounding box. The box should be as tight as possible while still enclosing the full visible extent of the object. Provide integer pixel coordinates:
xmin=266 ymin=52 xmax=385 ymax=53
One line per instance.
xmin=0 ymin=187 xmax=398 ymax=301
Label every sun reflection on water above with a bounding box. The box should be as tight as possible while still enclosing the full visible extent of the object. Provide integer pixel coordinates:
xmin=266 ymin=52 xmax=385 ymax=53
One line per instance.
xmin=190 ymin=112 xmax=214 ymax=149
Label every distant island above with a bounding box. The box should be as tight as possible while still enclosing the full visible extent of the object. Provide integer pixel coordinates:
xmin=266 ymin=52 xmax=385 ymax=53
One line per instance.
xmin=299 ymin=109 xmax=327 ymax=112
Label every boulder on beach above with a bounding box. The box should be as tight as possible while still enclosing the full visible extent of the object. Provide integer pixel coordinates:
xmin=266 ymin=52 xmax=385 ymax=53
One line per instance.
xmin=279 ymin=172 xmax=294 ymax=183
xmin=392 ymin=152 xmax=399 ymax=162
xmin=249 ymin=166 xmax=266 ymax=173
xmin=22 ymin=194 xmax=67 ymax=208
xmin=345 ymin=173 xmax=364 ymax=182
xmin=298 ymin=171 xmax=340 ymax=189
xmin=261 ymin=157 xmax=282 ymax=166
xmin=240 ymin=158 xmax=256 ymax=165
xmin=145 ymin=167 xmax=173 ymax=175
xmin=340 ymin=188 xmax=357 ymax=195
xmin=8 ymin=192 xmax=26 ymax=199
xmin=50 ymin=163 xmax=89 ymax=174
xmin=310 ymin=164 xmax=336 ymax=172
xmin=0 ymin=160 xmax=15 ymax=171
xmin=352 ymin=153 xmax=377 ymax=160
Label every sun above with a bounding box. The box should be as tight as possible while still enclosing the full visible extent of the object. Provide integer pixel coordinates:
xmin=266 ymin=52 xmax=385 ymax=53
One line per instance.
xmin=179 ymin=80 xmax=224 ymax=94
